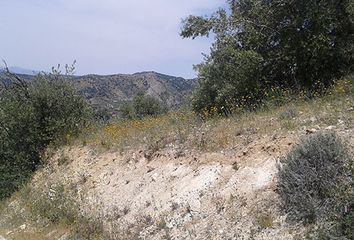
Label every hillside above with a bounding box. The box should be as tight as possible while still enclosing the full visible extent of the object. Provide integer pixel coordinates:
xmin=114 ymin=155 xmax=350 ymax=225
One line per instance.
xmin=0 ymin=77 xmax=352 ymax=239
xmin=72 ymin=72 xmax=195 ymax=114
xmin=0 ymin=71 xmax=196 ymax=114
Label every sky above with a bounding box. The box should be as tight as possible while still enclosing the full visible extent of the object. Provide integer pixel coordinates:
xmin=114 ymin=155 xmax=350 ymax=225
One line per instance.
xmin=0 ymin=0 xmax=225 ymax=78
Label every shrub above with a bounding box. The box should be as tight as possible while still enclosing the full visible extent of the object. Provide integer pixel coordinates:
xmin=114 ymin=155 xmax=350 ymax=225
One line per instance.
xmin=0 ymin=69 xmax=91 ymax=199
xmin=94 ymin=107 xmax=111 ymax=123
xmin=277 ymin=131 xmax=353 ymax=236
xmin=120 ymin=93 xmax=167 ymax=119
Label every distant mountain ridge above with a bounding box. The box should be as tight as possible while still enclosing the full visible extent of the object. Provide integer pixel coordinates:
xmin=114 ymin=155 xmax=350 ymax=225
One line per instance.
xmin=0 ymin=66 xmax=39 ymax=75
xmin=0 ymin=71 xmax=196 ymax=115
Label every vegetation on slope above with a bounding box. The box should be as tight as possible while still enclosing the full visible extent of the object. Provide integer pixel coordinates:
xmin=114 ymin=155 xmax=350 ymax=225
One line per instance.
xmin=0 ymin=0 xmax=353 ymax=238
xmin=0 ymin=74 xmax=352 ymax=239
xmin=74 ymin=76 xmax=353 ymax=153
xmin=0 ymin=67 xmax=91 ymax=199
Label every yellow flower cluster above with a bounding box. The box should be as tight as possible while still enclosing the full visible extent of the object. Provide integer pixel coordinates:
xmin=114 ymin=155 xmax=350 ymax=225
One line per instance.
xmin=330 ymin=78 xmax=353 ymax=95
xmin=92 ymin=110 xmax=195 ymax=149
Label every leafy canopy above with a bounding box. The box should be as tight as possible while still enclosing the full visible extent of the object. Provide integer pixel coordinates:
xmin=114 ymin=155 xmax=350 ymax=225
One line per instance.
xmin=181 ymin=0 xmax=354 ymax=115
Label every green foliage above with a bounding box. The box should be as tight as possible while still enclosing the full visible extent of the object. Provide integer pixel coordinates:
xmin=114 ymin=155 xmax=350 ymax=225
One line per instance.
xmin=120 ymin=100 xmax=135 ymax=119
xmin=277 ymin=131 xmax=354 ymax=237
xmin=120 ymin=93 xmax=167 ymax=119
xmin=94 ymin=108 xmax=111 ymax=123
xmin=342 ymin=210 xmax=354 ymax=239
xmin=182 ymin=0 xmax=354 ymax=115
xmin=0 ymin=69 xmax=91 ymax=199
xmin=193 ymin=47 xmax=264 ymax=115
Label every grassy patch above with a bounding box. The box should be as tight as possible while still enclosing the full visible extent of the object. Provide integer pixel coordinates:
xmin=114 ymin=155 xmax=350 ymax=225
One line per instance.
xmin=69 ymin=76 xmax=353 ymax=155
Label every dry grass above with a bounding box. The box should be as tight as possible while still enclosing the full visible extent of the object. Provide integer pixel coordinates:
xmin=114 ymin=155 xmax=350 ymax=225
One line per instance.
xmin=74 ymin=109 xmax=198 ymax=152
xmin=0 ymin=177 xmax=167 ymax=240
xmin=68 ymin=76 xmax=353 ymax=155
xmin=256 ymin=211 xmax=275 ymax=229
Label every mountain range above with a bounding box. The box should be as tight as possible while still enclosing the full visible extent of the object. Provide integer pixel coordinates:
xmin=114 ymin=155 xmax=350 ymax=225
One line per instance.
xmin=0 ymin=70 xmax=196 ymax=115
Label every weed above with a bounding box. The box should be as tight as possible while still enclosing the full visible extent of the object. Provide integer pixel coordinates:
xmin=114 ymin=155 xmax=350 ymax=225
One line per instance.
xmin=57 ymin=153 xmax=70 ymax=166
xmin=24 ymin=184 xmax=79 ymax=225
xmin=278 ymin=107 xmax=298 ymax=120
xmin=232 ymin=162 xmax=239 ymax=171
xmin=256 ymin=211 xmax=274 ymax=229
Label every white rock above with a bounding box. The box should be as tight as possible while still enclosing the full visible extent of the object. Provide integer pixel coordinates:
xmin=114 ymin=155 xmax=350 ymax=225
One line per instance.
xmin=19 ymin=224 xmax=26 ymax=230
xmin=306 ymin=128 xmax=317 ymax=134
xmin=325 ymin=125 xmax=335 ymax=130
xmin=151 ymin=173 xmax=159 ymax=182
xmin=310 ymin=117 xmax=316 ymax=122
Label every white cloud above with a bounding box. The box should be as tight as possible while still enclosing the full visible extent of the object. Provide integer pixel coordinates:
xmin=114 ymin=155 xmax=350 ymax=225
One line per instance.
xmin=0 ymin=0 xmax=224 ymax=78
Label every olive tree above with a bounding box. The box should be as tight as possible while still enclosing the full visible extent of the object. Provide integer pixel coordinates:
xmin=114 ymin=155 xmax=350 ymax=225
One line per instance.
xmin=182 ymin=0 xmax=354 ymax=114
xmin=0 ymin=64 xmax=91 ymax=198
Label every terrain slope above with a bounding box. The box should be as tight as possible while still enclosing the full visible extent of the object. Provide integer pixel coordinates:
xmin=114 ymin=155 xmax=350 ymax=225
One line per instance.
xmin=0 ymin=79 xmax=353 ymax=239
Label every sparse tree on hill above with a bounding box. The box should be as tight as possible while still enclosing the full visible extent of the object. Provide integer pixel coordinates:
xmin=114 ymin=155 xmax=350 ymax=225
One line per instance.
xmin=120 ymin=93 xmax=167 ymax=119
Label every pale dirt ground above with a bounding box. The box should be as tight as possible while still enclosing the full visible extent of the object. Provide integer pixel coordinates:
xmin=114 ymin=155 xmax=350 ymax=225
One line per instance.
xmin=5 ymin=134 xmax=301 ymax=239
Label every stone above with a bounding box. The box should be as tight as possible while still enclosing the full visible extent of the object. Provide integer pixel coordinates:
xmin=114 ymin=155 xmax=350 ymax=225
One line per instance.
xmin=325 ymin=125 xmax=336 ymax=130
xmin=309 ymin=117 xmax=316 ymax=122
xmin=151 ymin=173 xmax=159 ymax=182
xmin=306 ymin=128 xmax=317 ymax=134
xmin=19 ymin=224 xmax=26 ymax=230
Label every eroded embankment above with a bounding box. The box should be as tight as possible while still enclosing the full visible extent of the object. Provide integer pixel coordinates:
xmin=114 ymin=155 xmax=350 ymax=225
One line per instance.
xmin=12 ymin=134 xmax=303 ymax=239
xmin=1 ymin=100 xmax=353 ymax=239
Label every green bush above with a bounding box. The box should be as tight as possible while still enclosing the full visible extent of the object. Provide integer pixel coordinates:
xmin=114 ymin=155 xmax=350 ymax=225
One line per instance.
xmin=120 ymin=93 xmax=167 ymax=119
xmin=277 ymin=131 xmax=353 ymax=237
xmin=94 ymin=107 xmax=111 ymax=123
xmin=342 ymin=210 xmax=354 ymax=239
xmin=0 ymin=70 xmax=91 ymax=199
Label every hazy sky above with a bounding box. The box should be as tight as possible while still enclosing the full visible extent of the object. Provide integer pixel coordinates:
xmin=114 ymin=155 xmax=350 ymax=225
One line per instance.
xmin=0 ymin=0 xmax=225 ymax=78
